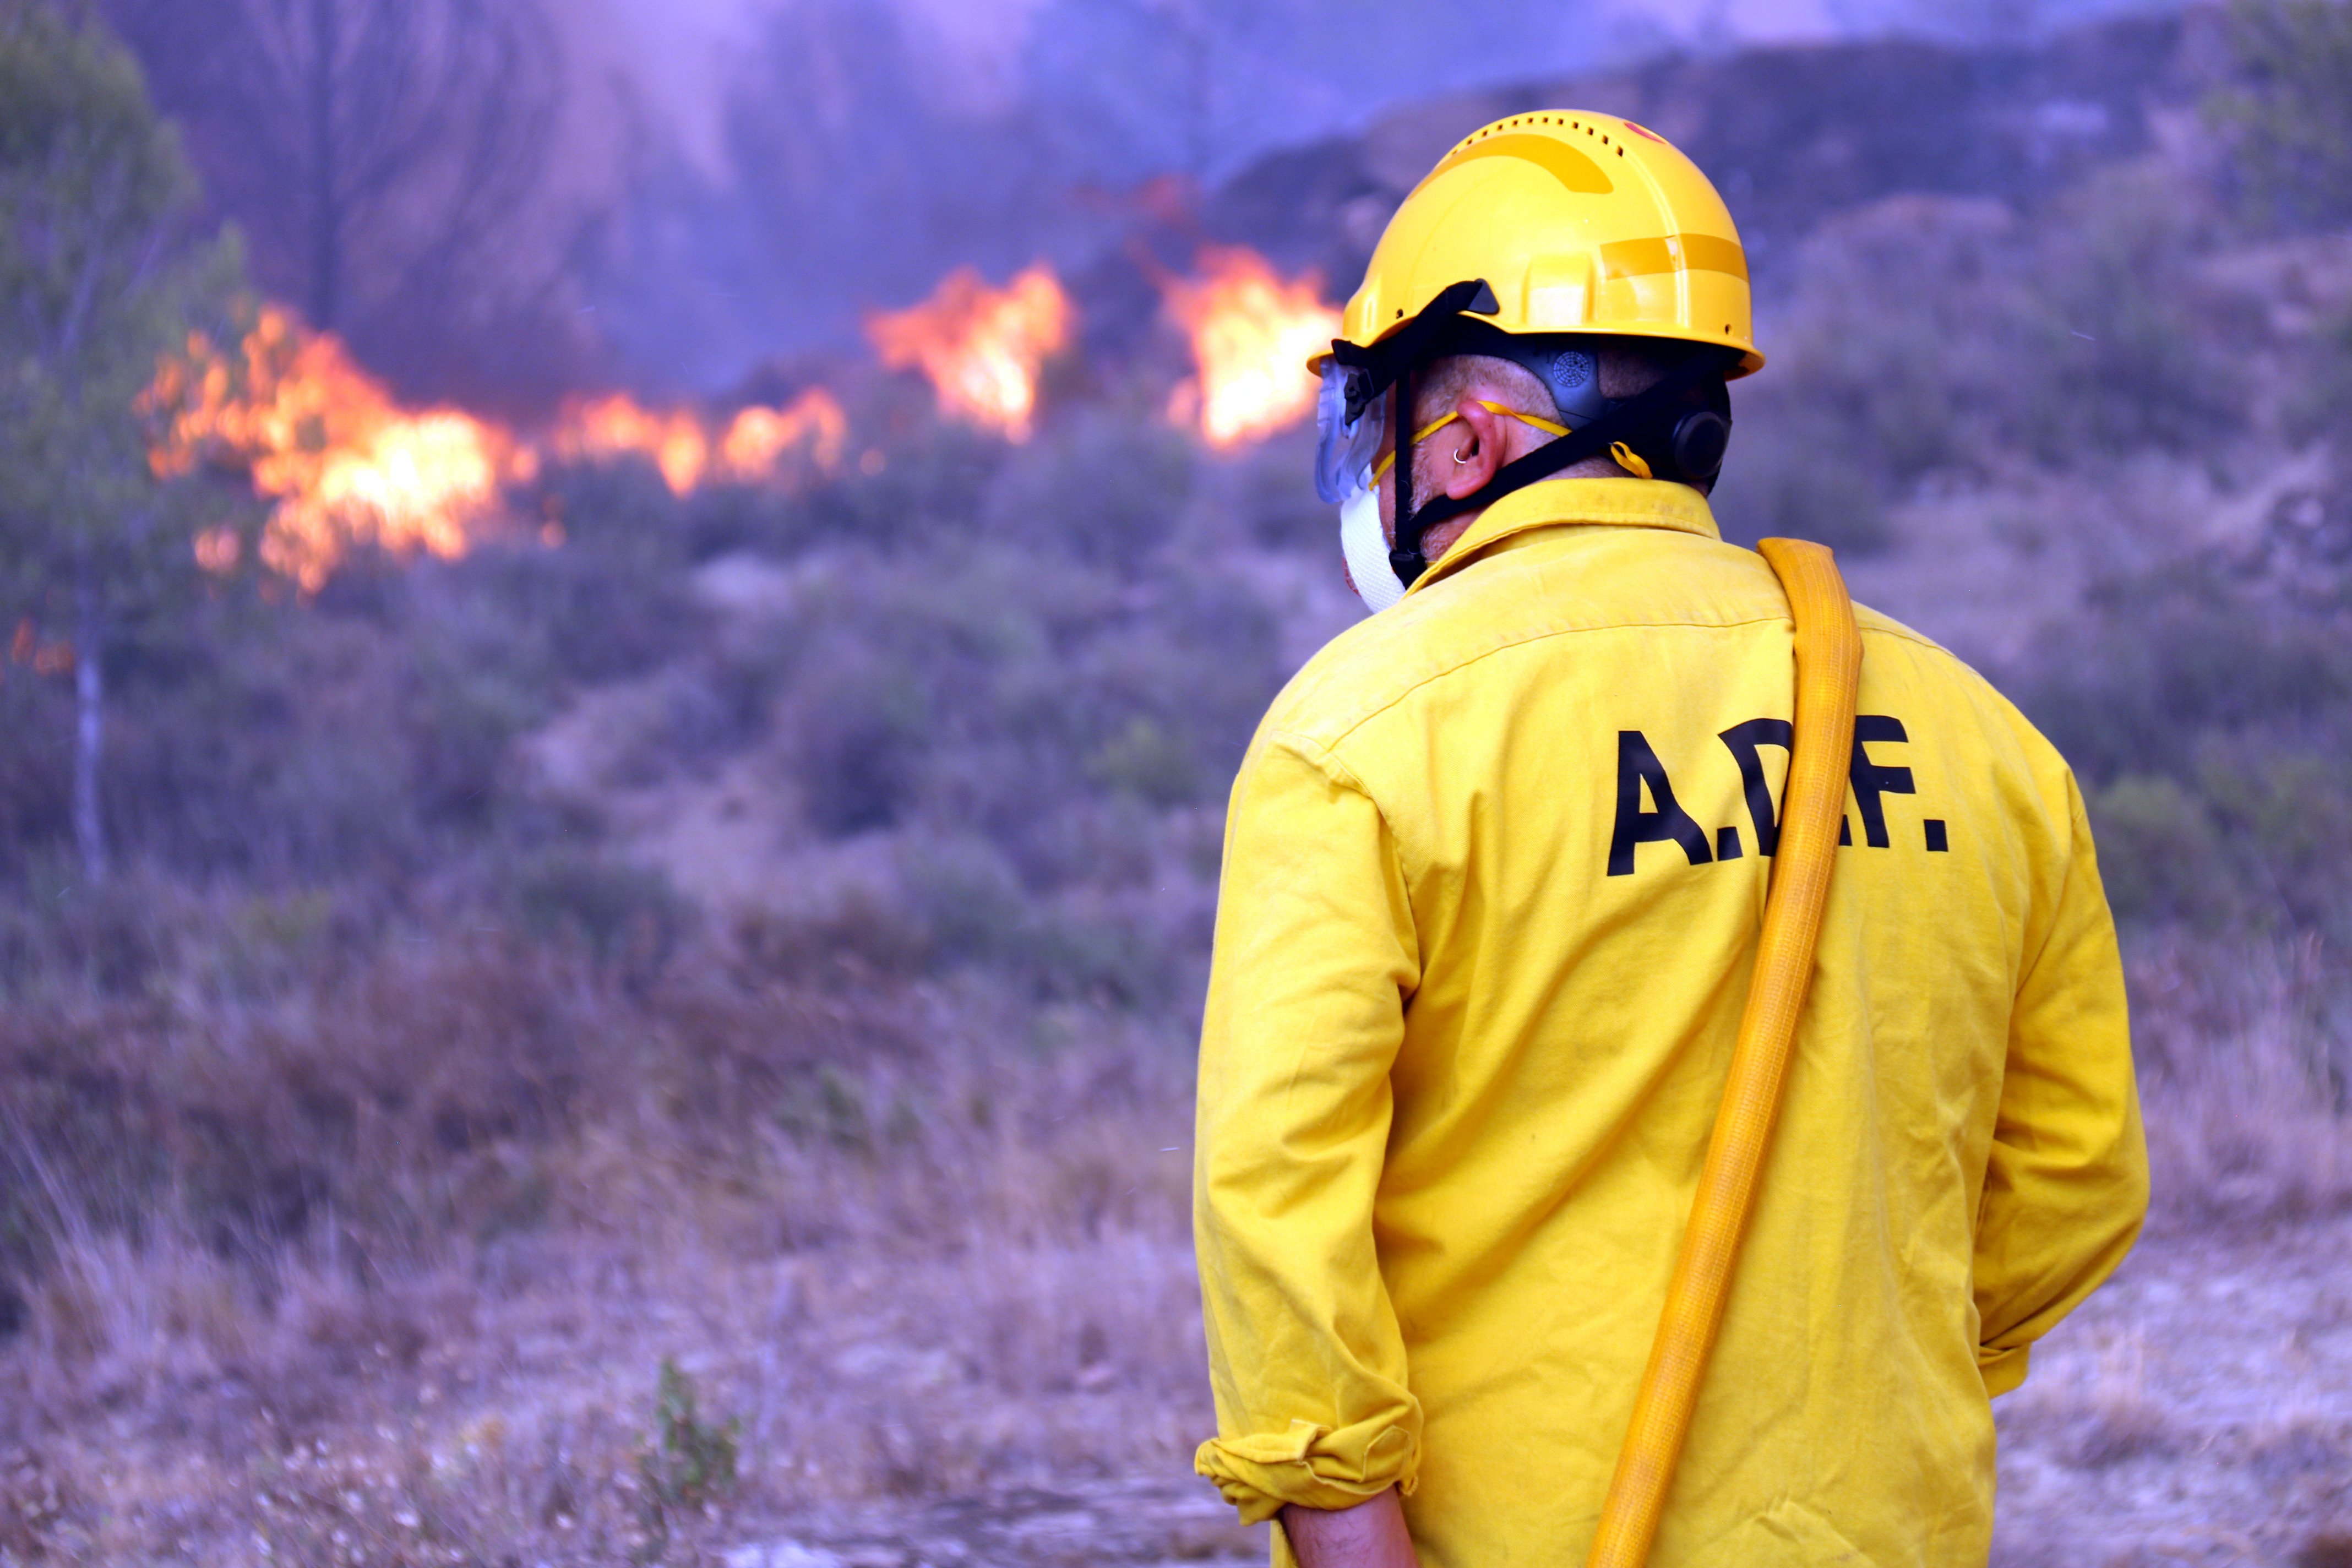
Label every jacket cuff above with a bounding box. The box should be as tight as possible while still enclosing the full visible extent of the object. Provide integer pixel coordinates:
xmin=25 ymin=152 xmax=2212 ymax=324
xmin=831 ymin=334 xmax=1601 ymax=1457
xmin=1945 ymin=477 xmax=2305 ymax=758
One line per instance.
xmin=1194 ymin=1420 xmax=1417 ymax=1525
xmin=1979 ymin=1343 xmax=2031 ymax=1398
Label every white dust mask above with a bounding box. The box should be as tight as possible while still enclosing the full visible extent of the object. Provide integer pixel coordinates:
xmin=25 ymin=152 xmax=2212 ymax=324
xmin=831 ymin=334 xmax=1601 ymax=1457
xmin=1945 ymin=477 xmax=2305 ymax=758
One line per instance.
xmin=1340 ymin=474 xmax=1406 ymax=614
xmin=1334 ymin=402 xmax=1575 ymax=616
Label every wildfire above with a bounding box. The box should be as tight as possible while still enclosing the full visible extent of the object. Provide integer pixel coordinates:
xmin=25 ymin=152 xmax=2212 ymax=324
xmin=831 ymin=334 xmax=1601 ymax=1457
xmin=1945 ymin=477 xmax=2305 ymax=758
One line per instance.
xmin=865 ymin=263 xmax=1071 ymax=442
xmin=552 ymin=389 xmax=847 ymax=495
xmin=552 ymin=394 xmax=710 ymax=495
xmin=145 ymin=307 xmax=526 ymax=590
xmin=146 ymin=308 xmax=851 ymax=589
xmin=719 ymin=395 xmax=849 ymax=481
xmin=1162 ymin=247 xmax=1340 ymax=449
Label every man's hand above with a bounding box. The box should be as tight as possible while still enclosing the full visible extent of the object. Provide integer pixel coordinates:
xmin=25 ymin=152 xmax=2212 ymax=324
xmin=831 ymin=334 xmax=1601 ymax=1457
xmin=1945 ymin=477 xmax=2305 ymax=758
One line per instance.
xmin=1281 ymin=1488 xmax=1423 ymax=1568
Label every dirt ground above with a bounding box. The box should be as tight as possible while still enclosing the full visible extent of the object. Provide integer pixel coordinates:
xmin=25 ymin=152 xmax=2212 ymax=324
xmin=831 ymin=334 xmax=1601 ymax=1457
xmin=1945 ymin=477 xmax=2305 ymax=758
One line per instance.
xmin=1990 ymin=1214 xmax=2352 ymax=1568
xmin=711 ymin=1216 xmax=2352 ymax=1568
xmin=4 ymin=1081 xmax=2343 ymax=1567
xmin=717 ymin=1476 xmax=1265 ymax=1568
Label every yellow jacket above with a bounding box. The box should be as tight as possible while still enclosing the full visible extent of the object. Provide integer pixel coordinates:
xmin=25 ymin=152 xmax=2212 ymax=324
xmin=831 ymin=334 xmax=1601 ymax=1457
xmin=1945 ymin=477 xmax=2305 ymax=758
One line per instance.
xmin=1193 ymin=478 xmax=2146 ymax=1568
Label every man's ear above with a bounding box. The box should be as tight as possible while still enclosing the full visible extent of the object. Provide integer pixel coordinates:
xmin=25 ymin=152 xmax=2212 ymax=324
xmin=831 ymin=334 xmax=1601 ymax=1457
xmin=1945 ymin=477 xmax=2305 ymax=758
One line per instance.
xmin=1441 ymin=398 xmax=1509 ymax=500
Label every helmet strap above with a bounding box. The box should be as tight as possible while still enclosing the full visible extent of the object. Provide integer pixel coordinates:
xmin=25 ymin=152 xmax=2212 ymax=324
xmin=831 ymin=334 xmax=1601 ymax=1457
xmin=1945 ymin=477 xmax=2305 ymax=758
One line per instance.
xmin=1390 ymin=357 xmax=1425 ymax=588
xmin=1405 ymin=355 xmax=1723 ymax=542
xmin=1332 ymin=278 xmax=1730 ymax=593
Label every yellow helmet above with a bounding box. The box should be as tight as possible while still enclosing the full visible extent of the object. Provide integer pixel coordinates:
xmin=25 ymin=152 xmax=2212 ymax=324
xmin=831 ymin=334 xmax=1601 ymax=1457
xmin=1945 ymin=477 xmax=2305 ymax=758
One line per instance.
xmin=1308 ymin=113 xmax=1759 ymax=592
xmin=1320 ymin=111 xmax=1761 ymax=377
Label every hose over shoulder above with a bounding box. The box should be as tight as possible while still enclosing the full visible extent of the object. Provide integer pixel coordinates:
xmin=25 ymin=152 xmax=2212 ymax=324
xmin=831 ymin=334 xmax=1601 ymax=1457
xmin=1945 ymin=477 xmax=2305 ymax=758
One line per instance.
xmin=1583 ymin=537 xmax=1861 ymax=1568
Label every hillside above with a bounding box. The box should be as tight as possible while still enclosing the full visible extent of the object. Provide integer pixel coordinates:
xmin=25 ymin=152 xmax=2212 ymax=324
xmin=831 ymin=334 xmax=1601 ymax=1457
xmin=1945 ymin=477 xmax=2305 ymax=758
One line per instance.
xmin=2 ymin=7 xmax=2349 ymax=1565
xmin=1207 ymin=12 xmax=2200 ymax=293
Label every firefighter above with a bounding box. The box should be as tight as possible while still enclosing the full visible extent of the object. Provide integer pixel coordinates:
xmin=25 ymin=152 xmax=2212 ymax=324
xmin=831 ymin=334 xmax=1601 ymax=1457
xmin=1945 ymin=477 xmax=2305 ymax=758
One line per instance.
xmin=1191 ymin=112 xmax=2147 ymax=1568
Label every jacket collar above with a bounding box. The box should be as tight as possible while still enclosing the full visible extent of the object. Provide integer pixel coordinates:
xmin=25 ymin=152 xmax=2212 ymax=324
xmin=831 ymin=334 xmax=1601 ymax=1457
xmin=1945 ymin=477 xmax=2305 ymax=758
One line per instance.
xmin=1406 ymin=478 xmax=1723 ymax=597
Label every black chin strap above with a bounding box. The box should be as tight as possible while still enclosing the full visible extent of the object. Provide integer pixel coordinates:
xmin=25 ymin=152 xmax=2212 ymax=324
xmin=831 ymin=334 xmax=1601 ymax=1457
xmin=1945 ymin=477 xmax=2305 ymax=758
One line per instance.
xmin=1390 ymin=354 xmax=1721 ymax=586
xmin=1389 ymin=356 xmax=1416 ymax=587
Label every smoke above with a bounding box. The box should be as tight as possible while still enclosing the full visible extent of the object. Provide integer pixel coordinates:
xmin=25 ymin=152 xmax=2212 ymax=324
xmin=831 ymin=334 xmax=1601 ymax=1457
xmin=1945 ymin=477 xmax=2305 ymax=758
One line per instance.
xmin=582 ymin=0 xmax=2171 ymax=173
xmin=574 ymin=0 xmax=1698 ymax=393
xmin=132 ymin=0 xmax=2181 ymax=401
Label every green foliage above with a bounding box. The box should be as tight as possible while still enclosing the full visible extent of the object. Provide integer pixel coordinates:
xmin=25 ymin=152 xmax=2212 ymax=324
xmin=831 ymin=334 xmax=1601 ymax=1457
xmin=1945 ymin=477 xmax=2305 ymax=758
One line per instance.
xmin=509 ymin=848 xmax=693 ymax=979
xmin=0 ymin=2 xmax=228 ymax=550
xmin=2088 ymin=747 xmax=2352 ymax=938
xmin=0 ymin=4 xmax=193 ymax=464
xmin=0 ymin=3 xmax=243 ymax=880
xmin=1715 ymin=166 xmax=2237 ymax=554
xmin=1711 ymin=422 xmax=1891 ymax=554
xmin=2289 ymin=304 xmax=2352 ymax=445
xmin=982 ymin=410 xmax=1196 ymax=573
xmin=2015 ymin=539 xmax=2352 ymax=938
xmin=2209 ymin=0 xmax=2352 ymax=227
xmin=2192 ymin=744 xmax=2352 ymax=930
xmin=772 ymin=1063 xmax=875 ymax=1150
xmin=635 ymin=1358 xmax=738 ymax=1555
xmin=2087 ymin=775 xmax=2235 ymax=929
xmin=86 ymin=569 xmax=547 ymax=884
xmin=1087 ymin=715 xmax=1202 ymax=807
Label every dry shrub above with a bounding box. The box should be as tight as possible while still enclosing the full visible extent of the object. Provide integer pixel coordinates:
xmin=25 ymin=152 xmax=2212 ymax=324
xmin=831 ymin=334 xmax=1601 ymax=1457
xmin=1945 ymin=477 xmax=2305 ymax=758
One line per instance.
xmin=17 ymin=913 xmax=2342 ymax=1560
xmin=2063 ymin=1389 xmax=2179 ymax=1470
xmin=2130 ymin=934 xmax=2352 ymax=1227
xmin=0 ymin=901 xmax=1206 ymax=1561
xmin=2017 ymin=1330 xmax=2178 ymax=1471
xmin=2253 ymin=1418 xmax=2350 ymax=1485
xmin=0 ymin=919 xmax=938 ymax=1274
xmin=0 ymin=1445 xmax=74 ymax=1561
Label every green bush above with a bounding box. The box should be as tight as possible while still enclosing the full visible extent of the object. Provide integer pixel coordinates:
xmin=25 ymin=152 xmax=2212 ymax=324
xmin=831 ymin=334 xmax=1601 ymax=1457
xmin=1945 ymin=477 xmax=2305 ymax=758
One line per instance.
xmin=1710 ymin=409 xmax=1892 ymax=554
xmin=981 ymin=409 xmax=1196 ymax=573
xmin=2195 ymin=744 xmax=2352 ymax=930
xmin=2209 ymin=0 xmax=2352 ymax=227
xmin=2088 ymin=775 xmax=2237 ymax=929
xmin=1731 ymin=165 xmax=2238 ymax=524
xmin=508 ymin=848 xmax=694 ymax=978
xmin=2017 ymin=536 xmax=2352 ymax=938
xmin=636 ymin=1358 xmax=739 ymax=1551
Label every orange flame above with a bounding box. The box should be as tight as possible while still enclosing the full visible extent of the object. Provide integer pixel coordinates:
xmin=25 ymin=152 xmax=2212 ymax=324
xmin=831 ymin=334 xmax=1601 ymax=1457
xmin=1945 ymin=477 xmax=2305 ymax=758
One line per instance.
xmin=145 ymin=307 xmax=526 ymax=590
xmin=146 ymin=309 xmax=852 ymax=589
xmin=865 ymin=264 xmax=1071 ymax=442
xmin=718 ymin=392 xmax=849 ymax=480
xmin=552 ymin=394 xmax=711 ymax=494
xmin=549 ymin=389 xmax=849 ymax=494
xmin=1163 ymin=247 xmax=1340 ymax=449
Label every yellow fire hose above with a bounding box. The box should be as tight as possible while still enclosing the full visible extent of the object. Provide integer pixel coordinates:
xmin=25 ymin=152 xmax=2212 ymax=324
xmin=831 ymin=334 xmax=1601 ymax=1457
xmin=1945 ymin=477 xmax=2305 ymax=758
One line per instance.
xmin=1583 ymin=538 xmax=1863 ymax=1568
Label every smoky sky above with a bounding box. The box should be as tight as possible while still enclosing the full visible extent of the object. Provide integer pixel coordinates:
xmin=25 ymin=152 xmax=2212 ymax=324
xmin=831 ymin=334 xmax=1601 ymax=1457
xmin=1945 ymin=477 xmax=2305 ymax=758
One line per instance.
xmin=597 ymin=0 xmax=2165 ymax=172
xmin=571 ymin=0 xmax=2170 ymax=394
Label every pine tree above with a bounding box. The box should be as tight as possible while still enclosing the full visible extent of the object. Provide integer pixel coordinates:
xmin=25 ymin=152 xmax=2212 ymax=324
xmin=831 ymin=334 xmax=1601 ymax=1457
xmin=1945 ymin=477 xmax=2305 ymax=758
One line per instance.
xmin=0 ymin=3 xmax=239 ymax=884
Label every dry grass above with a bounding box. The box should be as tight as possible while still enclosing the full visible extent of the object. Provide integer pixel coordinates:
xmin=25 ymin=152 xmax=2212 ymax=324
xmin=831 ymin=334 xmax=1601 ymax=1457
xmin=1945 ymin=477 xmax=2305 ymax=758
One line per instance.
xmin=1978 ymin=939 xmax=2352 ymax=1567
xmin=0 ymin=918 xmax=1207 ymax=1565
xmin=1990 ymin=1209 xmax=2352 ymax=1568
xmin=2130 ymin=933 xmax=2352 ymax=1228
xmin=0 ymin=924 xmax=2345 ymax=1565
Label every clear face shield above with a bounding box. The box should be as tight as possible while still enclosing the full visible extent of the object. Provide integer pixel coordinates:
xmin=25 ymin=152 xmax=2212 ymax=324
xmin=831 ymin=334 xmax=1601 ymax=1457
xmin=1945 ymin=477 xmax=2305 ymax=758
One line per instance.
xmin=1314 ymin=361 xmax=1389 ymax=504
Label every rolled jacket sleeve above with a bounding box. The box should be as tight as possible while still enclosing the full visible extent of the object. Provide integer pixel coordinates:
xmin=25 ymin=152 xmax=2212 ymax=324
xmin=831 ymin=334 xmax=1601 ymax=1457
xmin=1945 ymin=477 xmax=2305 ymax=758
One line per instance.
xmin=1194 ymin=731 xmax=1423 ymax=1523
xmin=1974 ymin=772 xmax=2149 ymax=1394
